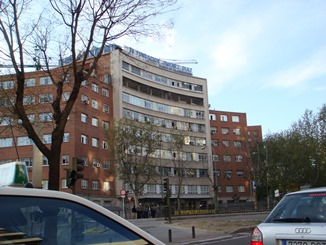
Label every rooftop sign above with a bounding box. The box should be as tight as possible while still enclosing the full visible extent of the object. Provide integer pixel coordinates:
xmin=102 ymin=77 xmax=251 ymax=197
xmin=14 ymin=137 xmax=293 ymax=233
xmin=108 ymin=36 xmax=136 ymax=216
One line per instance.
xmin=124 ymin=46 xmax=193 ymax=76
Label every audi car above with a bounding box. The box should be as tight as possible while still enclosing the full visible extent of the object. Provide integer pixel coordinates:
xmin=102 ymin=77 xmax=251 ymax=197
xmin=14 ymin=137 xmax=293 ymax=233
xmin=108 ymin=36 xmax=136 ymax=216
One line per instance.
xmin=0 ymin=187 xmax=164 ymax=245
xmin=251 ymin=187 xmax=326 ymax=245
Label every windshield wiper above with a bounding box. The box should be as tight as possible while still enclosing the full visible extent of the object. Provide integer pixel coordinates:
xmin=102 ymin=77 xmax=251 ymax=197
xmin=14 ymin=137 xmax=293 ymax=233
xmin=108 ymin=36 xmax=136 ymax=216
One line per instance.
xmin=272 ymin=217 xmax=311 ymax=223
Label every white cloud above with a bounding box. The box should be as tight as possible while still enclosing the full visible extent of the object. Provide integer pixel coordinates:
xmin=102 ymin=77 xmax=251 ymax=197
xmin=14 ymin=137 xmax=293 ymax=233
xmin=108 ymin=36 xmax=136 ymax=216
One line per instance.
xmin=263 ymin=47 xmax=326 ymax=90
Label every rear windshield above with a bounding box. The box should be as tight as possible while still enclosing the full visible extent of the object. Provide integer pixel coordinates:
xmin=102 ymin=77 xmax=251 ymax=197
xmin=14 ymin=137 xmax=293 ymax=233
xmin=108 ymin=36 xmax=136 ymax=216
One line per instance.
xmin=265 ymin=192 xmax=326 ymax=223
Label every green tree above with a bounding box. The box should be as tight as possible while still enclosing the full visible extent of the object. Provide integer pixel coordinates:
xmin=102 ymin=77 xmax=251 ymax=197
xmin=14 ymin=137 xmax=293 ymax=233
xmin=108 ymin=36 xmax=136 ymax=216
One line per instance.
xmin=0 ymin=0 xmax=178 ymax=190
xmin=106 ymin=118 xmax=162 ymax=207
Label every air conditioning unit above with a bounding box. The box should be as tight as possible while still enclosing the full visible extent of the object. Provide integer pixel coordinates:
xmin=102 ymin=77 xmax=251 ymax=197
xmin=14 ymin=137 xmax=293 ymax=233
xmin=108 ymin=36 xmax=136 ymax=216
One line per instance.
xmin=96 ymin=163 xmax=101 ymax=168
xmin=82 ymin=99 xmax=89 ymax=105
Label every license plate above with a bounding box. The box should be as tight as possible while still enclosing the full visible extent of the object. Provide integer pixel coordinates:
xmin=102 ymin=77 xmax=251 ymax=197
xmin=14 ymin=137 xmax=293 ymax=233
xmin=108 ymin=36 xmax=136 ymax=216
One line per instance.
xmin=283 ymin=241 xmax=326 ymax=245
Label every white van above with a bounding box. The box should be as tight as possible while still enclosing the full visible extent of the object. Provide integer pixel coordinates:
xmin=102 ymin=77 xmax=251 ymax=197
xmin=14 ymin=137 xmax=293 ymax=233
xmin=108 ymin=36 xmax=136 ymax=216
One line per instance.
xmin=0 ymin=161 xmax=30 ymax=187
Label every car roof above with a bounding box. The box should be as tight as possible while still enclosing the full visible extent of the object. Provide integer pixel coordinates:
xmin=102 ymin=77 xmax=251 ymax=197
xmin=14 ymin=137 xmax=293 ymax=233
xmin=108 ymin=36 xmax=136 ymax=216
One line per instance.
xmin=286 ymin=187 xmax=326 ymax=196
xmin=0 ymin=187 xmax=164 ymax=245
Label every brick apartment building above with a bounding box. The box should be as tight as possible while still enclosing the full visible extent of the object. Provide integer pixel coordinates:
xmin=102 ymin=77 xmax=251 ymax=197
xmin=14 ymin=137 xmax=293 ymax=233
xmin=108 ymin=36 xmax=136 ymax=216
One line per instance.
xmin=0 ymin=54 xmax=115 ymax=205
xmin=209 ymin=110 xmax=262 ymax=203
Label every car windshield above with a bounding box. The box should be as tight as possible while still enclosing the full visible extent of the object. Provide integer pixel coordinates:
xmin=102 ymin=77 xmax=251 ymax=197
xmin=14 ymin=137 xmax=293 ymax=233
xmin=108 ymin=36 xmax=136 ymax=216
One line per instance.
xmin=265 ymin=191 xmax=326 ymax=223
xmin=0 ymin=195 xmax=151 ymax=245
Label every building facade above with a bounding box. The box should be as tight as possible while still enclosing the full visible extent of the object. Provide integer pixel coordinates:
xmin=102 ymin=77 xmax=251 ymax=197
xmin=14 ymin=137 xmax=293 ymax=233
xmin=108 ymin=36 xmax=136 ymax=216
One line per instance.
xmin=209 ymin=110 xmax=262 ymax=203
xmin=0 ymin=45 xmax=262 ymax=210
xmin=0 ymin=55 xmax=115 ymax=206
xmin=110 ymin=47 xmax=213 ymax=209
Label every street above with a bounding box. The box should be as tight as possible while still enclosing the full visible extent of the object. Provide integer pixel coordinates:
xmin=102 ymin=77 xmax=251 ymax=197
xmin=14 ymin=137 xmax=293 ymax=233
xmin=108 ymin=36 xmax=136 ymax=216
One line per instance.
xmin=129 ymin=212 xmax=266 ymax=244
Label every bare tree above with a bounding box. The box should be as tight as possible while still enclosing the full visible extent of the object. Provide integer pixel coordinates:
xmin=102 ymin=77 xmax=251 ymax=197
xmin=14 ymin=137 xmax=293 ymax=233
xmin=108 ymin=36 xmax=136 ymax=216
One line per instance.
xmin=0 ymin=0 xmax=178 ymax=190
xmin=106 ymin=118 xmax=162 ymax=207
xmin=168 ymin=130 xmax=187 ymax=213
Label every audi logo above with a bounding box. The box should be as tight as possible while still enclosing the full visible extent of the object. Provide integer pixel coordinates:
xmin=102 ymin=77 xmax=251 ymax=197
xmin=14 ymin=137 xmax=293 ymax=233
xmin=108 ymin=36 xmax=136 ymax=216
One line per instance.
xmin=295 ymin=228 xmax=311 ymax=234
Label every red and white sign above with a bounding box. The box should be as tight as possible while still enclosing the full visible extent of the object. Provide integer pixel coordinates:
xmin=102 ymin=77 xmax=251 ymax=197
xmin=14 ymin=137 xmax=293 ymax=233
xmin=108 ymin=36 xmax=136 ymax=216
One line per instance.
xmin=120 ymin=189 xmax=126 ymax=198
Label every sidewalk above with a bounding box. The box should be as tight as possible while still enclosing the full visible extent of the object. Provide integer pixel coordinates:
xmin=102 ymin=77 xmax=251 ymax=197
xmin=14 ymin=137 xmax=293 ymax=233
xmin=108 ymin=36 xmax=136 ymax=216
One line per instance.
xmin=129 ymin=218 xmax=219 ymax=244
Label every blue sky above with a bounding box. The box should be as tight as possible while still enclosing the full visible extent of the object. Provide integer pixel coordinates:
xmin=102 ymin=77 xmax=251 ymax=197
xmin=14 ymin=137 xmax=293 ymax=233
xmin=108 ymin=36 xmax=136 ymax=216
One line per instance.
xmin=118 ymin=0 xmax=326 ymax=136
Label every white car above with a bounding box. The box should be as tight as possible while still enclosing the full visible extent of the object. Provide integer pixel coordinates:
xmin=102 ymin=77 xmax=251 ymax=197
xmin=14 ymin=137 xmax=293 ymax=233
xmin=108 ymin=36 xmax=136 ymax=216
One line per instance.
xmin=251 ymin=187 xmax=326 ymax=245
xmin=0 ymin=187 xmax=164 ymax=245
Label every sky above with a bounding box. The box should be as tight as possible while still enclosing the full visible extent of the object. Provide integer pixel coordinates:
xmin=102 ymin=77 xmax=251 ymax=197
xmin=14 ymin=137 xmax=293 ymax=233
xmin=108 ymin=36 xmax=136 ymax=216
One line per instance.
xmin=117 ymin=0 xmax=326 ymax=136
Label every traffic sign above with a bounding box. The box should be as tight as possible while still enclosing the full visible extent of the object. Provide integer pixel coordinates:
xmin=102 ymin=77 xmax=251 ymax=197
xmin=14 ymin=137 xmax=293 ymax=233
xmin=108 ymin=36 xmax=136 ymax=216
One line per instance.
xmin=120 ymin=189 xmax=126 ymax=198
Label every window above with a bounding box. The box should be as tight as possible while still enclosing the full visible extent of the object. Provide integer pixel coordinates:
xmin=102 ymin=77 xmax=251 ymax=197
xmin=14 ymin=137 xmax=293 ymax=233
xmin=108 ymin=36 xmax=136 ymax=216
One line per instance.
xmin=81 ymin=134 xmax=88 ymax=144
xmin=237 ymin=171 xmax=245 ymax=177
xmin=188 ymin=185 xmax=197 ymax=194
xmin=103 ymin=74 xmax=111 ymax=84
xmin=211 ymin=139 xmax=218 ymax=146
xmin=226 ymin=186 xmax=234 ymax=193
xmin=103 ymin=141 xmax=108 ymax=150
xmin=102 ymin=88 xmax=109 ymax=97
xmin=21 ymin=158 xmax=33 ymax=168
xmin=146 ymin=184 xmax=156 ymax=194
xmin=17 ymin=136 xmax=33 ymax=146
xmin=91 ymin=117 xmax=98 ymax=127
xmin=235 ymin=155 xmax=243 ymax=162
xmin=220 ymin=115 xmax=228 ymax=121
xmin=63 ymin=133 xmax=70 ymax=143
xmin=209 ymin=114 xmax=216 ymax=120
xmin=102 ymin=121 xmax=109 ymax=129
xmin=62 ymin=155 xmax=69 ymax=165
xmin=221 ymin=128 xmax=229 ymax=134
xmin=200 ymin=186 xmax=209 ymax=194
xmin=103 ymin=181 xmax=110 ymax=190
xmin=222 ymin=140 xmax=230 ymax=147
xmin=39 ymin=94 xmax=53 ymax=103
xmin=122 ymin=61 xmax=129 ymax=70
xmin=210 ymin=127 xmax=217 ymax=134
xmin=0 ymin=138 xmax=13 ymax=147
xmin=42 ymin=156 xmax=49 ymax=166
xmin=92 ymin=138 xmax=99 ymax=147
xmin=223 ymin=155 xmax=231 ymax=162
xmin=42 ymin=180 xmax=48 ymax=189
xmin=2 ymin=80 xmax=14 ymax=89
xmin=234 ymin=141 xmax=242 ymax=148
xmin=92 ymin=99 xmax=99 ymax=109
xmin=91 ymin=83 xmax=99 ymax=93
xmin=232 ymin=116 xmax=240 ymax=122
xmin=39 ymin=112 xmax=52 ymax=122
xmin=81 ymin=179 xmax=88 ymax=189
xmin=92 ymin=181 xmax=100 ymax=190
xmin=225 ymin=171 xmax=232 ymax=179
xmin=238 ymin=185 xmax=245 ymax=192
xmin=81 ymin=113 xmax=87 ymax=123
xmin=40 ymin=76 xmax=53 ymax=85
xmin=103 ymin=104 xmax=110 ymax=113
xmin=62 ymin=179 xmax=68 ymax=188
xmin=42 ymin=134 xmax=52 ymax=144
xmin=212 ymin=154 xmax=219 ymax=162
xmin=63 ymin=74 xmax=70 ymax=83
xmin=62 ymin=92 xmax=70 ymax=101
xmin=0 ymin=117 xmax=13 ymax=126
xmin=93 ymin=158 xmax=100 ymax=167
xmin=103 ymin=160 xmax=110 ymax=170
xmin=199 ymin=169 xmax=208 ymax=177
xmin=81 ymin=95 xmax=89 ymax=104
xmin=23 ymin=96 xmax=35 ymax=105
xmin=81 ymin=80 xmax=87 ymax=87
xmin=25 ymin=78 xmax=36 ymax=87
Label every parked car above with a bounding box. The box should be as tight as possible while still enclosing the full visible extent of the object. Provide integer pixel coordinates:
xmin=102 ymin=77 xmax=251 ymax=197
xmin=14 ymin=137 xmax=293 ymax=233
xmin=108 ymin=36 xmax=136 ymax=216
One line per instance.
xmin=251 ymin=187 xmax=326 ymax=245
xmin=0 ymin=187 xmax=164 ymax=244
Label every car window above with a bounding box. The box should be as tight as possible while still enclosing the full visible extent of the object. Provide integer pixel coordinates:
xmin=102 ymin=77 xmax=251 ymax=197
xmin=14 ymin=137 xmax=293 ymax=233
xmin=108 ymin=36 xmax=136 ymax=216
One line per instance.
xmin=265 ymin=192 xmax=326 ymax=223
xmin=0 ymin=196 xmax=151 ymax=245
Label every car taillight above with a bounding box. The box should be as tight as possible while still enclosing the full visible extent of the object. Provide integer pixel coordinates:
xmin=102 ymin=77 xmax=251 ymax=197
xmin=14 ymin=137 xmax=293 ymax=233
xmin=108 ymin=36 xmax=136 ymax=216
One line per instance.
xmin=251 ymin=227 xmax=263 ymax=245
